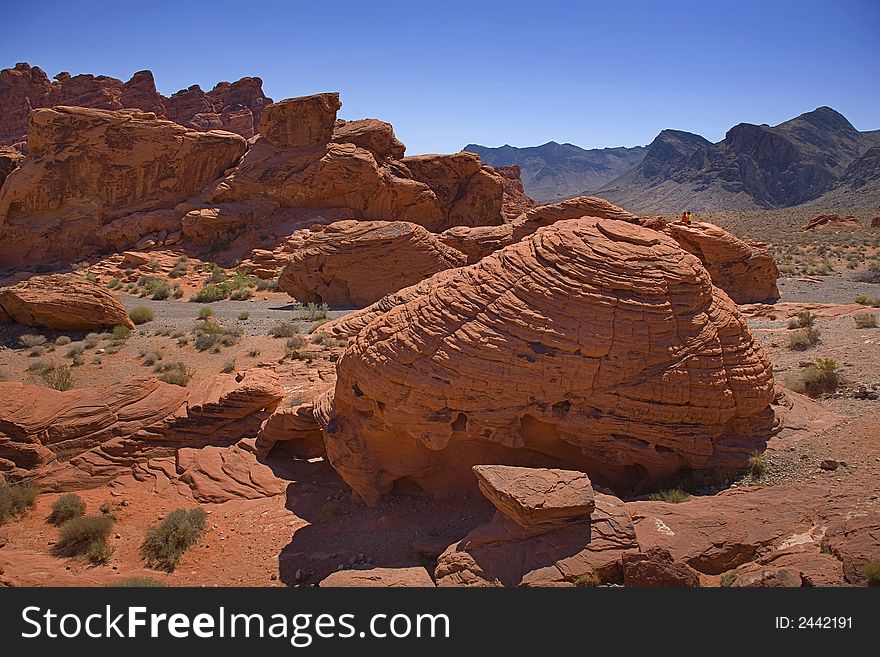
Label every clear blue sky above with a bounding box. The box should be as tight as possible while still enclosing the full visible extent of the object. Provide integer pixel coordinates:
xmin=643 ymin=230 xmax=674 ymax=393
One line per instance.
xmin=3 ymin=0 xmax=878 ymax=154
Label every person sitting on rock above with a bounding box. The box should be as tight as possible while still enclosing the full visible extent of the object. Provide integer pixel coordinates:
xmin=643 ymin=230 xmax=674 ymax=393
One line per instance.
xmin=680 ymin=211 xmax=688 ymax=223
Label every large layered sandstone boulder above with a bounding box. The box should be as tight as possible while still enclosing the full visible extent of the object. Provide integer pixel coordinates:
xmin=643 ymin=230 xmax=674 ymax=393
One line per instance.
xmin=332 ymin=118 xmax=405 ymax=160
xmin=255 ymin=403 xmax=327 ymax=459
xmin=802 ymin=214 xmax=861 ymax=230
xmin=322 ymin=217 xmax=778 ymax=504
xmin=0 ymin=370 xmax=283 ymax=489
xmin=663 ymin=222 xmax=780 ymax=303
xmin=0 ymin=273 xmax=134 ymax=330
xmin=277 ymin=220 xmax=467 ymax=306
xmin=0 ymin=106 xmax=246 ymax=266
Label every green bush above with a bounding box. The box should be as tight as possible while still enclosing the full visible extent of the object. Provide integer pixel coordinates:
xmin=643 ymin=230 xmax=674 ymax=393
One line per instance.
xmin=648 ymin=488 xmax=691 ymax=504
xmin=299 ymin=302 xmax=329 ymax=321
xmin=156 ymin=362 xmax=194 ymax=387
xmin=198 ymin=306 xmax=214 ymax=319
xmin=65 ymin=344 xmax=84 ymax=359
xmin=0 ymin=483 xmax=39 ymax=524
xmin=801 ymin=358 xmax=841 ymax=397
xmin=854 ymin=313 xmax=878 ymax=329
xmin=573 ymin=572 xmax=601 ymax=587
xmin=39 ymin=363 xmax=74 ymax=391
xmin=129 ymin=306 xmax=155 ymax=325
xmin=106 ymin=277 xmax=122 ymax=290
xmin=19 ymin=334 xmax=47 ymax=348
xmin=787 ymin=327 xmax=821 ymax=350
xmin=268 ymin=322 xmax=299 ymax=338
xmin=862 ymin=561 xmax=880 ymax=586
xmin=787 ymin=310 xmax=816 ymax=329
xmin=191 ymin=284 xmax=228 ymax=303
xmin=719 ymin=572 xmax=738 ymax=587
xmin=748 ymin=452 xmax=765 ymax=478
xmin=112 ymin=325 xmax=132 ymax=341
xmin=221 ymin=360 xmax=236 ymax=374
xmin=141 ymin=508 xmax=207 ymax=572
xmin=51 ymin=514 xmax=114 ymax=564
xmin=55 ymin=335 xmax=72 ymax=346
xmin=237 ymin=311 xmax=250 ymax=320
xmin=151 ymin=280 xmax=170 ymax=300
xmin=48 ymin=493 xmax=86 ymax=525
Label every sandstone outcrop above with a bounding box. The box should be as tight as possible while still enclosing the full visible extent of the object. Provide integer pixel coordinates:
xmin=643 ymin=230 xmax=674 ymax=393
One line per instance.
xmin=662 ymin=221 xmax=781 ymax=303
xmin=176 ymin=445 xmax=287 ymax=503
xmin=0 ymin=106 xmax=246 ymax=266
xmin=259 ymin=93 xmax=341 ymax=149
xmin=206 ymin=97 xmax=504 ymax=235
xmin=256 ymin=403 xmax=327 ymax=459
xmin=0 ymin=273 xmax=134 ymax=330
xmin=622 ymin=547 xmax=700 ymax=587
xmin=0 ymin=62 xmax=271 ymax=145
xmin=0 ymin=370 xmax=283 ymax=489
xmin=322 ymin=217 xmax=778 ymax=504
xmin=0 ymin=145 xmax=23 ymax=187
xmin=320 ymin=566 xmax=435 ymax=587
xmin=436 ymin=491 xmax=639 ymax=587
xmin=277 ymin=220 xmax=467 ymax=306
xmin=496 ymin=165 xmax=536 ymax=220
xmin=802 ymin=213 xmax=862 ymax=230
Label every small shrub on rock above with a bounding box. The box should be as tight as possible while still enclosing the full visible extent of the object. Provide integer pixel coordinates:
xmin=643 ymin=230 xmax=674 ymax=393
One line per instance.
xmin=787 ymin=327 xmax=821 ymax=351
xmin=39 ymin=363 xmax=74 ymax=391
xmin=854 ymin=313 xmax=878 ymax=329
xmin=648 ymin=488 xmax=691 ymax=504
xmin=787 ymin=310 xmax=816 ymax=329
xmin=0 ymin=483 xmax=39 ymax=524
xmin=51 ymin=514 xmax=114 ymax=564
xmin=112 ymin=325 xmax=132 ymax=341
xmin=156 ymin=362 xmax=193 ymax=387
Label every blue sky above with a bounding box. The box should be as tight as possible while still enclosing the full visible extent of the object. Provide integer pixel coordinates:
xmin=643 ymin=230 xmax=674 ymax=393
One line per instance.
xmin=3 ymin=0 xmax=877 ymax=154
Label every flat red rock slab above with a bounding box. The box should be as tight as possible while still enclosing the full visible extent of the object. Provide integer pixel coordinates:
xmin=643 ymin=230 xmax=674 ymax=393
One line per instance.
xmin=473 ymin=465 xmax=595 ymax=528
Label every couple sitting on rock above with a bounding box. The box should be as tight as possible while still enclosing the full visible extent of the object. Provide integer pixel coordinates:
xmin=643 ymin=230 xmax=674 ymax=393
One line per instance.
xmin=679 ymin=211 xmax=694 ymax=224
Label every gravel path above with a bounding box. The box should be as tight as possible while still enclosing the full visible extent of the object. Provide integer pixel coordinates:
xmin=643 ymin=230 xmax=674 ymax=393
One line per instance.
xmin=777 ymin=273 xmax=880 ymax=304
xmin=119 ymin=295 xmax=353 ymax=336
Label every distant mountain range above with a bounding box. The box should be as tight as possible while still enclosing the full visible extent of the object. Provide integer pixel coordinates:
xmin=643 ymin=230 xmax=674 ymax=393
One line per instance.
xmin=462 ymin=142 xmax=646 ymax=203
xmin=466 ymin=107 xmax=880 ymax=212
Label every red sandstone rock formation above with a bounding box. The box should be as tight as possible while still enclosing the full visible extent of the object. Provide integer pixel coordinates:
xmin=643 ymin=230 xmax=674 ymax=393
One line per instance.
xmin=496 ymin=165 xmax=536 ymax=220
xmin=661 ymin=221 xmax=781 ymax=303
xmin=320 ymin=566 xmax=435 ymax=587
xmin=321 ymin=217 xmax=778 ymax=504
xmin=0 ymin=273 xmax=134 ymax=330
xmin=0 ymin=145 xmax=23 ymax=187
xmin=802 ymin=213 xmax=862 ymax=230
xmin=256 ymin=403 xmax=327 ymax=459
xmin=622 ymin=547 xmax=701 ymax=587
xmin=0 ymin=370 xmax=283 ymax=489
xmin=277 ymin=220 xmax=467 ymax=306
xmin=0 ymin=106 xmax=246 ymax=266
xmin=0 ymin=62 xmax=271 ymax=145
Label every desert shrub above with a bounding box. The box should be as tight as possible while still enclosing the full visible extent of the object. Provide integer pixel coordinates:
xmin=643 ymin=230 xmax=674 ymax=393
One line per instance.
xmin=268 ymin=322 xmax=299 ymax=338
xmin=54 ymin=335 xmax=72 ymax=346
xmin=141 ymin=508 xmax=207 ymax=572
xmin=28 ymin=346 xmax=45 ymax=357
xmin=787 ymin=310 xmax=816 ymax=329
xmin=112 ymin=325 xmax=132 ymax=341
xmin=0 ymin=483 xmax=39 ymax=524
xmin=255 ymin=278 xmax=279 ymax=291
xmin=48 ymin=493 xmax=86 ymax=526
xmin=247 ymin=348 xmax=260 ymax=357
xmin=719 ymin=573 xmax=738 ymax=587
xmin=229 ymin=287 xmax=253 ymax=301
xmin=648 ymin=488 xmax=691 ymax=504
xmin=156 ymin=362 xmax=193 ymax=387
xmin=300 ymin=302 xmax=329 ymax=321
xmin=172 ymin=284 xmax=183 ymax=299
xmin=238 ymin=311 xmax=250 ymax=320
xmin=193 ymin=332 xmax=218 ymax=351
xmin=787 ymin=327 xmax=821 ymax=351
xmin=150 ymin=280 xmax=170 ymax=300
xmin=221 ymin=360 xmax=236 ymax=374
xmin=106 ymin=277 xmax=122 ymax=290
xmin=19 ymin=334 xmax=47 ymax=348
xmin=191 ymin=284 xmax=227 ymax=303
xmin=113 ymin=577 xmax=166 ymax=587
xmin=855 ymin=294 xmax=870 ymax=305
xmin=198 ymin=306 xmax=214 ymax=320
xmin=65 ymin=344 xmax=84 ymax=358
xmin=84 ymin=272 xmax=98 ymax=283
xmin=39 ymin=363 xmax=74 ymax=391
xmin=801 ymin=358 xmax=841 ymax=397
xmin=51 ymin=514 xmax=114 ymax=564
xmin=142 ymin=351 xmax=163 ymax=366
xmin=83 ymin=333 xmax=102 ymax=349
xmin=573 ymin=572 xmax=601 ymax=587
xmin=129 ymin=306 xmax=155 ymax=325
xmin=862 ymin=561 xmax=880 ymax=587
xmin=854 ymin=313 xmax=878 ymax=329
xmin=748 ymin=452 xmax=765 ymax=478
xmin=285 ymin=335 xmax=306 ymax=356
